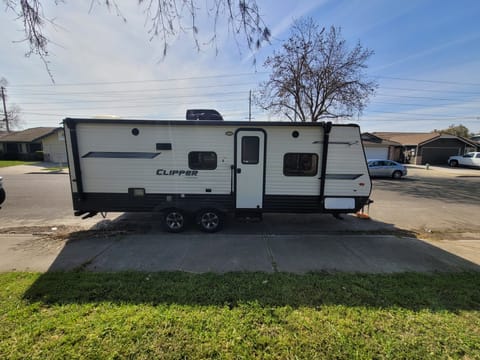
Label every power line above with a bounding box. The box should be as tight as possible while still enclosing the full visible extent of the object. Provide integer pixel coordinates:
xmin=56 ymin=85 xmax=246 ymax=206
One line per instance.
xmin=7 ymin=81 xmax=258 ymax=97
xmin=374 ymin=93 xmax=478 ymax=102
xmin=18 ymin=97 xmax=251 ymax=112
xmin=375 ymin=75 xmax=480 ymax=87
xmin=17 ymin=90 xmax=252 ymax=105
xmin=370 ymin=101 xmax=479 ymax=110
xmin=365 ymin=109 xmax=478 ymax=119
xmin=8 ymin=72 xmax=268 ymax=88
xmin=379 ymin=86 xmax=480 ymax=96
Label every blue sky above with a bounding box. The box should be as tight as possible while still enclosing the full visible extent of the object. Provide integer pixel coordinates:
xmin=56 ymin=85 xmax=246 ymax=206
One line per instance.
xmin=1 ymin=0 xmax=479 ymax=134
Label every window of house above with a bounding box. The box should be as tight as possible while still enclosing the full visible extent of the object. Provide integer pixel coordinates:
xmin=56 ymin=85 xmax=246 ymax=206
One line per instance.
xmin=283 ymin=153 xmax=318 ymax=176
xmin=29 ymin=143 xmax=42 ymax=152
xmin=188 ymin=151 xmax=217 ymax=170
xmin=6 ymin=143 xmax=19 ymax=153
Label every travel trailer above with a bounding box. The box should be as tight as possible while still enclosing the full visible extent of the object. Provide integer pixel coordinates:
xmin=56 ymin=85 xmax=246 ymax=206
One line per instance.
xmin=63 ymin=117 xmax=372 ymax=232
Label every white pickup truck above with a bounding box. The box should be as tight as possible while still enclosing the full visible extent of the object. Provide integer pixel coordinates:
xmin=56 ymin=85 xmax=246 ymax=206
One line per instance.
xmin=448 ymin=152 xmax=480 ymax=168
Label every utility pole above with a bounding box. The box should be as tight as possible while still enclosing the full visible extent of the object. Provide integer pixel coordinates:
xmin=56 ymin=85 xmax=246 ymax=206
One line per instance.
xmin=248 ymin=90 xmax=252 ymax=122
xmin=1 ymin=86 xmax=9 ymax=132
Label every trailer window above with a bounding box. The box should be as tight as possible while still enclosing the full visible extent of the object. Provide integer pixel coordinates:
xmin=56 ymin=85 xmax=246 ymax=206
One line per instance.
xmin=241 ymin=136 xmax=260 ymax=164
xmin=283 ymin=153 xmax=318 ymax=176
xmin=188 ymin=151 xmax=217 ymax=170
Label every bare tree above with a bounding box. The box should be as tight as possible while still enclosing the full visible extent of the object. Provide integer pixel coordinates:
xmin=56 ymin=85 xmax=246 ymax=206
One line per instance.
xmin=256 ymin=18 xmax=377 ymax=122
xmin=3 ymin=0 xmax=271 ymax=80
xmin=0 ymin=77 xmax=23 ymax=131
xmin=4 ymin=104 xmax=23 ymax=130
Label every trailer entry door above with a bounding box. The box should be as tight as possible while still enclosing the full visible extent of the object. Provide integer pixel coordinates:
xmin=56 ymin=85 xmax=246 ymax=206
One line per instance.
xmin=235 ymin=130 xmax=265 ymax=209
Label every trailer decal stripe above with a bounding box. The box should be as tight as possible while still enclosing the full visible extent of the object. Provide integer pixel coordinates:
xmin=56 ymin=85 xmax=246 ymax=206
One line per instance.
xmin=324 ymin=174 xmax=364 ymax=180
xmin=82 ymin=152 xmax=161 ymax=159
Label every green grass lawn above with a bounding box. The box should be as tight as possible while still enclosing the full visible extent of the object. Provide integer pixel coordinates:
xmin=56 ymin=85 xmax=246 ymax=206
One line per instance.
xmin=1 ymin=272 xmax=479 ymax=359
xmin=0 ymin=160 xmax=36 ymax=168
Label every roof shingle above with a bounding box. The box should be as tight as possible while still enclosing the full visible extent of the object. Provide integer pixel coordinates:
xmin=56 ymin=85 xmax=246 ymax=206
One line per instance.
xmin=0 ymin=127 xmax=60 ymax=142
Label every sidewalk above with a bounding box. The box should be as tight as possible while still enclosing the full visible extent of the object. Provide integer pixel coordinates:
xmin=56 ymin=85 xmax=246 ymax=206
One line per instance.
xmin=1 ymin=232 xmax=478 ymax=273
xmin=406 ymin=164 xmax=480 ymax=177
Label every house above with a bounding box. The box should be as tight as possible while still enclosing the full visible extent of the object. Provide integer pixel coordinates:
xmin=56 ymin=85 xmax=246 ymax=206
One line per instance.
xmin=373 ymin=132 xmax=478 ymax=165
xmin=361 ymin=133 xmax=403 ymax=161
xmin=0 ymin=127 xmax=67 ymax=163
xmin=471 ymin=134 xmax=480 ymax=144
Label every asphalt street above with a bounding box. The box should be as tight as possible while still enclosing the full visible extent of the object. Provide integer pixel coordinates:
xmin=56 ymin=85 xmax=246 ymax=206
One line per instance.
xmin=0 ymin=163 xmax=479 ymax=273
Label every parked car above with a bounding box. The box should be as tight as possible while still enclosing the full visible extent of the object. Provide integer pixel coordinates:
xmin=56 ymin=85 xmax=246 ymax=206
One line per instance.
xmin=367 ymin=159 xmax=407 ymax=179
xmin=448 ymin=152 xmax=480 ymax=168
xmin=0 ymin=177 xmax=5 ymax=205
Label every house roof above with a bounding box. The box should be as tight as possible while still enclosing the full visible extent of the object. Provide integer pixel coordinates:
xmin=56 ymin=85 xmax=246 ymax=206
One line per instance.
xmin=0 ymin=127 xmax=60 ymax=143
xmin=361 ymin=132 xmax=402 ymax=146
xmin=372 ymin=132 xmax=441 ymax=146
xmin=373 ymin=131 xmax=478 ymax=147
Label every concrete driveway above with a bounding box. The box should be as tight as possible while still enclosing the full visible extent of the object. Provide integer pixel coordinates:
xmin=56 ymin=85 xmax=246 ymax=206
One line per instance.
xmin=0 ymin=164 xmax=479 ymax=273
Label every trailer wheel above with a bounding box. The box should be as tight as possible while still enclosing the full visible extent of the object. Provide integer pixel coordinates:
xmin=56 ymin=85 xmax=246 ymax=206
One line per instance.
xmin=163 ymin=209 xmax=187 ymax=233
xmin=197 ymin=209 xmax=224 ymax=233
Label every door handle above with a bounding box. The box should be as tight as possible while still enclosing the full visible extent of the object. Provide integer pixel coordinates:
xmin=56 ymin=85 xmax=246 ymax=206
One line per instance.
xmin=236 ymin=168 xmax=242 ymax=174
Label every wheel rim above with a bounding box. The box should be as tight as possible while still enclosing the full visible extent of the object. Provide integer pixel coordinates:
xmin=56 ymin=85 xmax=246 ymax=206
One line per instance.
xmin=393 ymin=171 xmax=401 ymax=179
xmin=166 ymin=212 xmax=184 ymax=230
xmin=200 ymin=212 xmax=219 ymax=230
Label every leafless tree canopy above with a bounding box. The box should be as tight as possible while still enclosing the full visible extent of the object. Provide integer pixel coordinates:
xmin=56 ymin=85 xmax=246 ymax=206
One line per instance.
xmin=5 ymin=104 xmax=23 ymax=130
xmin=137 ymin=0 xmax=270 ymax=57
xmin=1 ymin=77 xmax=23 ymax=130
xmin=256 ymin=18 xmax=377 ymax=122
xmin=4 ymin=0 xmax=270 ymax=58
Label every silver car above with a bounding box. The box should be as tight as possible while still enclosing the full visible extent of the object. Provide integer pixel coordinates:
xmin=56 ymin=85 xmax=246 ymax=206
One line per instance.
xmin=368 ymin=159 xmax=407 ymax=179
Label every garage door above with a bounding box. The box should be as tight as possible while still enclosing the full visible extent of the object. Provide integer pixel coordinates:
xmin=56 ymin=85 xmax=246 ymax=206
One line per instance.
xmin=364 ymin=147 xmax=388 ymax=160
xmin=421 ymin=147 xmax=460 ymax=165
xmin=44 ymin=143 xmax=67 ymax=163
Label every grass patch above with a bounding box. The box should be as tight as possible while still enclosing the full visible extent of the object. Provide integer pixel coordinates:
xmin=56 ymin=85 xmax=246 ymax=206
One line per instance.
xmin=0 ymin=160 xmax=36 ymax=168
xmin=1 ymin=272 xmax=479 ymax=359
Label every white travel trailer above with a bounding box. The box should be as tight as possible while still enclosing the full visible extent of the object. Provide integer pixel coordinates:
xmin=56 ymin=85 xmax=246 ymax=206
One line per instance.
xmin=63 ymin=118 xmax=372 ymax=232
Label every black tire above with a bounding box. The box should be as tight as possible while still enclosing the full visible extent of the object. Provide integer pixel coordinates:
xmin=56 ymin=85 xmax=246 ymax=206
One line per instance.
xmin=163 ymin=208 xmax=187 ymax=233
xmin=0 ymin=188 xmax=5 ymax=205
xmin=196 ymin=209 xmax=224 ymax=233
xmin=392 ymin=170 xmax=402 ymax=179
xmin=449 ymin=160 xmax=458 ymax=167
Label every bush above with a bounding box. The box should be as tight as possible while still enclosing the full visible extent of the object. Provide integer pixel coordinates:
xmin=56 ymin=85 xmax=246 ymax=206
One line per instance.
xmin=2 ymin=152 xmax=19 ymax=160
xmin=34 ymin=151 xmax=44 ymax=161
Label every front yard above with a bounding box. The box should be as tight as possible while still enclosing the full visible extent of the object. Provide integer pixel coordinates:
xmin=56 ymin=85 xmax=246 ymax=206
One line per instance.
xmin=1 ymin=271 xmax=479 ymax=359
xmin=0 ymin=160 xmax=36 ymax=168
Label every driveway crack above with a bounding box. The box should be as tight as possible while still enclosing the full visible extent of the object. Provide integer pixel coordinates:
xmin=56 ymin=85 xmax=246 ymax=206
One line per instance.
xmin=73 ymin=237 xmax=120 ymax=271
xmin=264 ymin=233 xmax=278 ymax=273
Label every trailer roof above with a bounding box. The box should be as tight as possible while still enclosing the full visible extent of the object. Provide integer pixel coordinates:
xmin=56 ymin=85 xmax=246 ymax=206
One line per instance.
xmin=63 ymin=117 xmax=359 ymax=128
